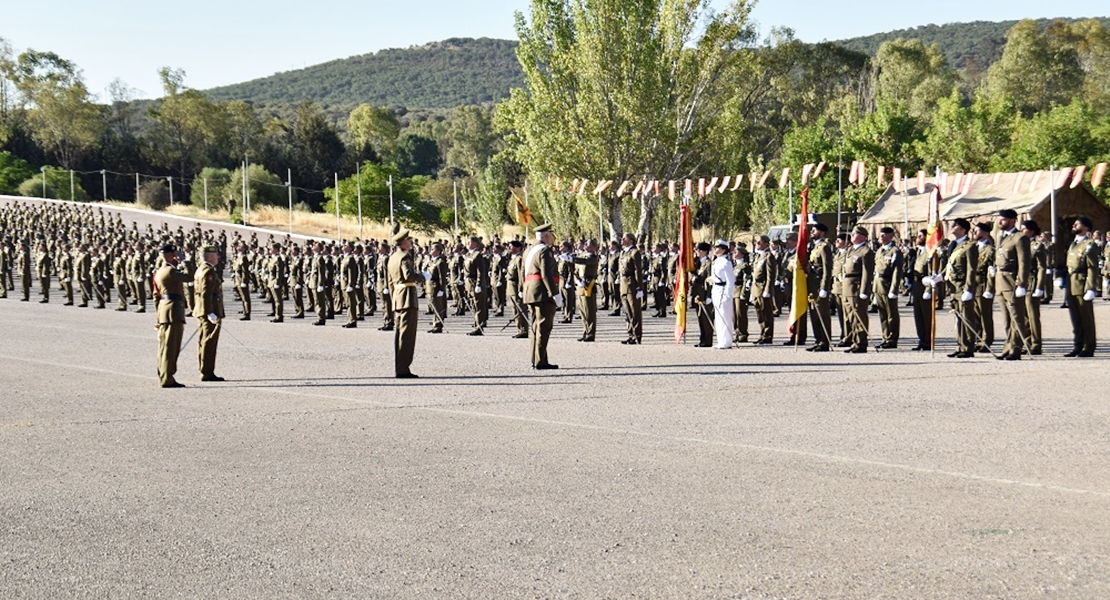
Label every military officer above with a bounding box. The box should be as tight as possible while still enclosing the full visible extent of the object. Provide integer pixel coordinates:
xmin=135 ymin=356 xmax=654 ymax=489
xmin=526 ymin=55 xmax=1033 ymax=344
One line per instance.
xmin=465 ymin=237 xmax=490 ymax=335
xmin=935 ymin=218 xmax=978 ymax=358
xmin=873 ymin=227 xmax=902 ymax=349
xmin=618 ymin=233 xmax=644 ymax=344
xmin=908 ymin=230 xmax=932 ymax=351
xmin=233 ymin=243 xmax=251 ymax=320
xmin=376 ymin=243 xmax=394 ymax=330
xmin=732 ymin=246 xmax=751 ymax=343
xmin=35 ymin=242 xmax=51 ymax=303
xmin=505 ymin=240 xmax=529 ymax=339
xmin=709 ymin=239 xmax=736 ymax=349
xmin=193 ymin=245 xmax=225 ymax=381
xmin=606 ymin=241 xmax=622 ymax=316
xmin=1063 ymin=216 xmax=1099 ymax=357
xmin=994 ymin=209 xmax=1031 ymax=360
xmin=691 ymin=242 xmax=714 ymax=347
xmin=973 ymin=222 xmax=995 ymax=352
xmin=807 ymin=223 xmax=834 ymax=352
xmin=1022 ymin=220 xmax=1047 ymax=355
xmin=290 ymin=245 xmax=305 ymax=318
xmin=523 ymin=224 xmax=561 ymax=369
xmin=387 ymin=228 xmax=423 ymax=378
xmin=573 ymin=239 xmax=600 ymax=342
xmin=558 ymin=241 xmax=576 ymax=323
xmin=842 ymin=227 xmax=875 ymax=353
xmin=750 ymin=235 xmax=777 ymax=344
xmin=153 ymin=244 xmax=193 ymax=388
xmin=310 ymin=242 xmax=329 ymax=326
xmin=339 ymin=243 xmax=360 ymax=328
xmin=425 ymin=242 xmax=449 ymax=333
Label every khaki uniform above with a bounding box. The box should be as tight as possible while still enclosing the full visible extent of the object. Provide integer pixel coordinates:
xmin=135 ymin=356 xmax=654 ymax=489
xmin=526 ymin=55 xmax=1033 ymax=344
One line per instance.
xmin=692 ymin=256 xmax=713 ymax=346
xmin=505 ymin=252 xmax=528 ymax=336
xmin=945 ymin=238 xmax=979 ymax=354
xmin=387 ymin=248 xmax=421 ymax=376
xmin=193 ymin=261 xmax=224 ymax=379
xmin=910 ymin=245 xmax=933 ymax=350
xmin=994 ymin=229 xmax=1031 ymax=357
xmin=574 ymin=251 xmax=600 ymax=341
xmin=974 ymin=239 xmax=995 ymax=348
xmin=732 ymin=255 xmax=751 ymax=342
xmin=750 ymin=250 xmax=777 ymax=343
xmin=426 ymin=254 xmax=449 ymax=332
xmin=619 ymin=245 xmax=643 ymax=343
xmin=842 ymin=243 xmax=875 ymax=351
xmin=234 ymin=253 xmax=251 ymax=319
xmin=154 ymin=264 xmax=193 ymax=386
xmin=1026 ymin=240 xmax=1047 ymax=354
xmin=376 ymin=253 xmax=394 ymax=329
xmin=523 ymin=242 xmax=559 ymax=366
xmin=807 ymin=238 xmax=833 ymax=349
xmin=35 ymin=249 xmax=51 ymax=302
xmin=465 ymin=249 xmax=490 ymax=331
xmin=1066 ymin=235 xmax=1099 ymax=354
xmin=873 ymin=243 xmax=902 ymax=347
xmin=269 ymin=253 xmax=287 ymax=321
xmin=339 ymin=253 xmax=359 ymax=326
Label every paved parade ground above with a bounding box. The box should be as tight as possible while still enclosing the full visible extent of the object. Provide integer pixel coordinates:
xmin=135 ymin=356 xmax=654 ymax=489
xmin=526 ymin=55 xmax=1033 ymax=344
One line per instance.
xmin=2 ymin=282 xmax=1109 ymax=598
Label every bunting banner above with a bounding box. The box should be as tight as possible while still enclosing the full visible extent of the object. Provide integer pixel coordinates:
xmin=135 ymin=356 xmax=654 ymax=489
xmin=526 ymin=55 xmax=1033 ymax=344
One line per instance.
xmin=892 ymin=167 xmax=902 ymax=190
xmin=801 ymin=163 xmax=815 ymax=186
xmin=631 ymin=180 xmax=644 ymax=198
xmin=731 ymin=174 xmax=744 ymax=191
xmin=813 ymin=161 xmax=826 ymax=180
xmin=697 ymin=178 xmax=706 ymax=198
xmin=857 ymin=161 xmax=867 ymax=185
xmin=707 ymin=176 xmax=719 ymax=193
xmin=788 ymin=188 xmax=809 ymax=336
xmin=1070 ymin=166 xmax=1087 ymax=189
xmin=877 ymin=165 xmax=886 ymax=188
xmin=917 ymin=171 xmax=926 ymax=193
xmin=718 ymin=176 xmax=732 ymax=193
xmin=758 ymin=170 xmax=773 ymax=188
xmin=1092 ymin=163 xmax=1108 ymax=188
xmin=674 ymin=201 xmax=694 ymax=344
xmin=848 ymin=161 xmax=859 ymax=184
xmin=1056 ymin=167 xmax=1074 ymax=190
xmin=778 ymin=168 xmax=791 ymax=189
xmin=616 ymin=180 xmax=631 ymax=197
xmin=684 ymin=179 xmax=693 ymax=198
xmin=668 ymin=180 xmax=676 ymax=201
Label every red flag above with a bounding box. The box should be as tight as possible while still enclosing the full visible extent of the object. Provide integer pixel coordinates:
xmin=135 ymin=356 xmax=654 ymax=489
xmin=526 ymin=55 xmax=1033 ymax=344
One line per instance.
xmin=926 ymin=187 xmax=944 ymax=252
xmin=1093 ymin=163 xmax=1109 ymax=187
xmin=788 ymin=188 xmax=810 ymax=335
xmin=674 ymin=202 xmax=694 ymax=344
xmin=512 ymin=190 xmax=534 ymax=226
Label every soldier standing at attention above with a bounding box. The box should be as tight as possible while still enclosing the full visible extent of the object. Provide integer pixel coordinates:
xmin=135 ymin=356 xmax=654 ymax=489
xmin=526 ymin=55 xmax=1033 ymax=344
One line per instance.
xmin=154 ymin=244 xmax=193 ymax=388
xmin=339 ymin=243 xmax=360 ymax=328
xmin=290 ymin=245 xmax=305 ymax=319
xmin=311 ymin=242 xmax=329 ymax=327
xmin=873 ymin=227 xmax=902 ymax=349
xmin=1063 ymin=216 xmax=1099 ymax=357
xmin=908 ymin=230 xmax=932 ymax=351
xmin=193 ymin=246 xmax=225 ymax=382
xmin=973 ymin=222 xmax=996 ymax=352
xmin=233 ymin=243 xmax=251 ymax=321
xmin=388 ymin=228 xmax=423 ymax=378
xmin=619 ymin=233 xmax=644 ymax=344
xmin=18 ymin=240 xmax=32 ymax=301
xmin=573 ymin=239 xmax=600 ymax=342
xmin=1022 ymin=220 xmax=1046 ymax=356
xmin=376 ymin=243 xmax=394 ymax=330
xmin=523 ymin=224 xmax=562 ymax=369
xmin=607 ymin=241 xmax=622 ymax=316
xmin=750 ymin=235 xmax=777 ymax=345
xmin=807 ymin=223 xmax=834 ymax=352
xmin=268 ymin=243 xmax=287 ymax=323
xmin=77 ymin=244 xmax=95 ymax=307
xmin=425 ymin=243 xmax=449 ymax=333
xmin=994 ymin=209 xmax=1031 ymax=361
xmin=505 ymin=240 xmax=529 ymax=339
xmin=35 ymin=241 xmax=51 ymax=303
xmin=936 ymin=219 xmax=978 ymax=358
xmin=842 ymin=227 xmax=875 ymax=354
xmin=465 ymin=237 xmax=490 ymax=335
xmin=691 ymin=242 xmax=714 ymax=347
xmin=732 ymin=246 xmax=751 ymax=344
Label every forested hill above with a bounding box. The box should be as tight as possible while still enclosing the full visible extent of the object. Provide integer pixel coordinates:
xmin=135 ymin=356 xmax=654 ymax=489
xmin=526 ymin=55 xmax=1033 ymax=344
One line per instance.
xmin=204 ymin=37 xmax=524 ymax=109
xmin=834 ymin=17 xmax=1110 ymax=71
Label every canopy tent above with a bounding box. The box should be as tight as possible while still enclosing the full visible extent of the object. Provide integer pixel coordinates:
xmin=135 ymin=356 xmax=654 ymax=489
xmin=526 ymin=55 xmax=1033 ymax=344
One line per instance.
xmin=857 ymin=172 xmax=1110 ymax=259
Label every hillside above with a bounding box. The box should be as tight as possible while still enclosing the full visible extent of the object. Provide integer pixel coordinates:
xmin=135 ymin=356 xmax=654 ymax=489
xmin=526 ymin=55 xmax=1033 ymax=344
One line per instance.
xmin=834 ymin=17 xmax=1110 ymax=71
xmin=204 ymin=37 xmax=523 ymax=109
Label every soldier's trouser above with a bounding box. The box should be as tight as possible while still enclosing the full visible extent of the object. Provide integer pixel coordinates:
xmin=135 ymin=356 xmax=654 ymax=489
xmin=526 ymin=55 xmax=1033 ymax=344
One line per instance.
xmin=236 ymin=281 xmax=250 ymax=317
xmin=810 ymin=296 xmax=831 ymax=347
xmin=510 ymin=295 xmax=528 ymax=335
xmin=324 ymin=289 xmax=334 ymax=318
xmin=999 ymin=289 xmax=1030 ymax=356
xmin=492 ymin=285 xmax=504 ymax=314
xmin=834 ymin=294 xmax=847 ymax=341
xmin=653 ymin=288 xmax=667 ymax=314
xmin=562 ymin=286 xmax=575 ymax=320
xmin=39 ymin=276 xmax=50 ymax=301
xmin=81 ymin=279 xmax=93 ymax=305
xmin=733 ymin=298 xmax=749 ymax=341
xmin=316 ymin=288 xmax=328 ymax=322
xmin=356 ymin=287 xmax=366 ymax=317
xmin=62 ymin=280 xmax=73 ymax=303
xmin=366 ymin=288 xmax=377 ymax=316
xmin=157 ymin=321 xmax=184 ymax=386
xmin=21 ymin=273 xmax=30 ymax=300
xmin=845 ymin=294 xmax=869 ymax=350
xmin=974 ymin=296 xmax=994 ymax=347
xmin=293 ymin=285 xmax=304 ymax=317
xmin=754 ymin=295 xmax=773 ymax=342
xmin=394 ymin=305 xmax=418 ymax=376
xmin=272 ymin=286 xmax=284 ymax=319
xmin=306 ymin=287 xmax=316 ymax=312
xmin=529 ymin=300 xmax=556 ymax=366
xmin=430 ymin=292 xmax=447 ymax=330
xmin=578 ymin=287 xmax=596 ymax=339
xmin=1067 ymin=291 xmax=1096 ymax=353
xmin=954 ymin=298 xmax=975 ymax=353
xmin=136 ymin=279 xmax=147 ymax=310
xmin=1025 ymin=294 xmax=1042 ymax=353
xmin=346 ymin=290 xmax=358 ymax=324
xmin=116 ymin=281 xmax=129 ymax=309
xmin=198 ymin=319 xmax=221 ymax=378
xmin=875 ymin=286 xmax=899 ymax=345
xmin=621 ymin=292 xmax=643 ymax=341
xmin=472 ymin=289 xmax=489 ymax=329
xmin=697 ymin=301 xmax=713 ymax=345
xmin=912 ymin=286 xmax=932 ymax=348
xmin=381 ymin=292 xmax=395 ymax=327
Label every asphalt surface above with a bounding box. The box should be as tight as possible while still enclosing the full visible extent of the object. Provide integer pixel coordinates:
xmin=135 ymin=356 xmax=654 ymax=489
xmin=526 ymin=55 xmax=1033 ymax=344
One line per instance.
xmin=2 ymin=273 xmax=1109 ymax=599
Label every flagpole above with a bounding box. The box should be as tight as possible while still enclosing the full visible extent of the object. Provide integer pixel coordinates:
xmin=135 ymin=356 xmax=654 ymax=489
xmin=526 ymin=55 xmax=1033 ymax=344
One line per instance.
xmin=836 ymin=156 xmax=843 ymax=235
xmin=523 ymin=180 xmax=529 ymax=239
xmin=1050 ymin=164 xmax=1058 ymax=247
xmin=598 ymin=190 xmax=604 ymax=242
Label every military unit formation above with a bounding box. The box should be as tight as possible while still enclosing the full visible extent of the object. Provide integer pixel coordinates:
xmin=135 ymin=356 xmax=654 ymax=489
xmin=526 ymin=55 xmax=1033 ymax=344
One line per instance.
xmin=0 ymin=198 xmax=1103 ymax=387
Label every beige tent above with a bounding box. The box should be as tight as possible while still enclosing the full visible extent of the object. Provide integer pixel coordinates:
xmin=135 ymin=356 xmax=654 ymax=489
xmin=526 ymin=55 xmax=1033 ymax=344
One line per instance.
xmin=858 ymin=172 xmax=1110 ymax=259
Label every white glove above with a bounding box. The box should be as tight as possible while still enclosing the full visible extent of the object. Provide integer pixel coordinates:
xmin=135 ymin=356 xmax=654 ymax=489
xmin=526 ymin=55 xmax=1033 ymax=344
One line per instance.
xmin=63 ymin=277 xmax=70 ymax=283
xmin=1056 ymin=277 xmax=1065 ymax=289
xmin=382 ymin=289 xmax=389 ymax=296
xmin=859 ymin=293 xmax=869 ymax=300
xmin=345 ymin=286 xmax=353 ymax=292
xmin=475 ymin=285 xmax=482 ymax=293
xmin=436 ymin=291 xmax=444 ymax=297
xmin=565 ymin=282 xmax=573 ymax=289
xmin=888 ymin=291 xmax=897 ymax=299
xmin=240 ymin=283 xmax=246 ymax=288
xmin=922 ymin=290 xmax=932 ymax=300
xmin=553 ymin=293 xmax=564 ymax=308
xmin=960 ymin=290 xmax=973 ymax=302
xmin=774 ymin=279 xmax=782 ymax=287
xmin=923 ymin=276 xmax=935 ymax=287
xmin=762 ymin=291 xmax=771 ymax=298
xmin=295 ymin=284 xmax=302 ymax=290
xmin=1033 ymin=289 xmax=1044 ymax=298
xmin=1014 ymin=286 xmax=1026 ymax=298
xmin=207 ymin=313 xmax=219 ymax=324
xmin=982 ymin=291 xmax=994 ymax=299
xmin=422 ymin=270 xmax=431 ymax=279
xmin=1084 ymin=289 xmax=1096 ymax=301
xmin=317 ymin=285 xmax=324 ymax=292
xmin=818 ymin=289 xmax=828 ymax=299
xmin=988 ymin=266 xmax=997 ymax=277
xmin=635 ymin=290 xmax=644 ymax=299
xmin=518 ymin=291 xmax=523 ymax=298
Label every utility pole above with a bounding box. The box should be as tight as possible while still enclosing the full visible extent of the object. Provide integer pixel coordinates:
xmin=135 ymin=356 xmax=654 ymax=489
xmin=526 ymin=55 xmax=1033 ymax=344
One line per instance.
xmin=70 ymin=170 xmax=75 ymax=201
xmin=41 ymin=166 xmax=46 ymax=198
xmin=167 ymin=176 xmax=173 ymax=205
xmin=135 ymin=173 xmax=140 ymax=203
xmin=335 ymin=172 xmax=341 ymax=240
xmin=287 ymin=168 xmax=293 ymax=235
xmin=356 ymin=162 xmax=363 ymax=238
xmin=453 ymin=180 xmax=459 ymax=236
xmin=203 ymin=178 xmax=208 ymax=212
xmin=388 ymin=175 xmax=394 ymax=225
xmin=101 ymin=169 xmax=107 ymax=202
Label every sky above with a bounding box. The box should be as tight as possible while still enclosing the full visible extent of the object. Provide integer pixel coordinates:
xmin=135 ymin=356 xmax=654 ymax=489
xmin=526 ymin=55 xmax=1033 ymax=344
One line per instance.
xmin=2 ymin=0 xmax=1107 ymax=101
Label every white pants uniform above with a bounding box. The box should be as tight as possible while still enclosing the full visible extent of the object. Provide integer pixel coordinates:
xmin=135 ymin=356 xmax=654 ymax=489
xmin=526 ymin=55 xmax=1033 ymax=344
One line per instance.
xmin=710 ymin=255 xmax=736 ymax=348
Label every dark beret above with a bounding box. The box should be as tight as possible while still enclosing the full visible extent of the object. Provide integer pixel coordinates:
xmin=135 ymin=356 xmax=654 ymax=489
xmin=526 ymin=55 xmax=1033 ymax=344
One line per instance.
xmin=812 ymin=223 xmax=829 ymax=233
xmin=976 ymin=222 xmax=993 ymax=233
xmin=696 ymin=242 xmax=712 ymax=252
xmin=999 ymin=209 xmax=1018 ymax=220
xmin=952 ymin=218 xmax=971 ymax=231
xmin=160 ymin=244 xmax=177 ymax=254
xmin=879 ymin=226 xmax=895 ymax=235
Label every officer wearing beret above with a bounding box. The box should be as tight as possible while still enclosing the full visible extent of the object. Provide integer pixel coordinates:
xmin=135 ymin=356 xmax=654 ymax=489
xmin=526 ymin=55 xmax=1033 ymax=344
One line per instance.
xmin=994 ymin=208 xmax=1031 ymax=360
xmin=388 ymin=227 xmax=423 ymax=378
xmin=1064 ymin=216 xmax=1099 ymax=357
xmin=523 ymin=224 xmax=561 ymax=369
xmin=807 ymin=223 xmax=833 ymax=352
xmin=842 ymin=227 xmax=874 ymax=353
xmin=153 ymin=244 xmax=194 ymax=388
xmin=873 ymin=226 xmax=902 ymax=349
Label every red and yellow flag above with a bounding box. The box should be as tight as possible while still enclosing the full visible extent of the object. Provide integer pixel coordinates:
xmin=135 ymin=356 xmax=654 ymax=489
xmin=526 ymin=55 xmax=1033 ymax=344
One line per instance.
xmin=512 ymin=190 xmax=534 ymax=226
xmin=788 ymin=188 xmax=809 ymax=335
xmin=926 ymin=186 xmax=944 ymax=252
xmin=673 ymin=202 xmax=694 ymax=344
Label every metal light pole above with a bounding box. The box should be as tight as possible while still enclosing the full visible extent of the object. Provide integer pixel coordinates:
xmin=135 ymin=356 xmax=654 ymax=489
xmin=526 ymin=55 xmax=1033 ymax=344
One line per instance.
xmin=203 ymin=178 xmax=209 ymax=213
xmin=41 ymin=166 xmax=46 ymax=198
xmin=335 ymin=172 xmax=341 ymax=240
xmin=101 ymin=169 xmax=107 ymax=202
xmin=356 ymin=162 xmax=363 ymax=239
xmin=387 ymin=175 xmax=394 ymax=225
xmin=167 ymin=176 xmax=173 ymax=205
xmin=453 ymin=180 xmax=459 ymax=236
xmin=135 ymin=173 xmax=140 ymax=203
xmin=1050 ymin=164 xmax=1058 ymax=244
xmin=836 ymin=156 xmax=843 ymax=234
xmin=287 ymin=168 xmax=293 ymax=235
xmin=70 ymin=170 xmax=75 ymax=201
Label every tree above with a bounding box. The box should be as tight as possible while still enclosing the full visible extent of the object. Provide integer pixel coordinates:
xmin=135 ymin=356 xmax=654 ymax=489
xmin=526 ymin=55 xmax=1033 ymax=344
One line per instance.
xmin=984 ymin=20 xmax=1084 ymax=116
xmin=348 ymin=104 xmax=400 ymax=161
xmin=189 ymin=167 xmax=233 ymax=209
xmin=916 ymin=89 xmax=1015 ymax=173
xmin=872 ymin=38 xmax=956 ymax=121
xmin=227 ymin=164 xmax=287 ymax=208
xmin=471 ymin=161 xmax=508 ymax=238
xmin=18 ymin=165 xmax=88 ymax=201
xmin=996 ymin=101 xmax=1108 ymax=171
xmin=222 ymin=100 xmax=265 ymax=162
xmin=9 ymin=50 xmax=104 ymax=168
xmin=145 ymin=67 xmax=227 ymax=198
xmin=324 ymin=161 xmax=442 ymax=232
xmin=444 ymin=105 xmax=499 ymax=176
xmin=287 ymin=100 xmax=346 ymax=208
xmin=393 ymin=134 xmax=441 ymax=177
xmin=0 ymin=150 xmax=32 ymax=194
xmin=498 ymin=0 xmax=758 ymax=240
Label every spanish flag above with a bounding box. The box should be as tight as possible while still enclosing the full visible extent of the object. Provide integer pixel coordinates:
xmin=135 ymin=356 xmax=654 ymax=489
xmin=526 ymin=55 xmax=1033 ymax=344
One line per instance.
xmin=673 ymin=201 xmax=694 ymax=344
xmin=925 ymin=186 xmax=943 ymax=252
xmin=512 ymin=190 xmax=534 ymax=227
xmin=788 ymin=188 xmax=809 ymax=335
